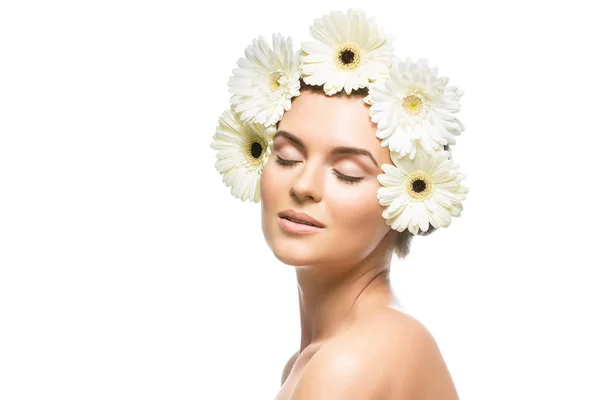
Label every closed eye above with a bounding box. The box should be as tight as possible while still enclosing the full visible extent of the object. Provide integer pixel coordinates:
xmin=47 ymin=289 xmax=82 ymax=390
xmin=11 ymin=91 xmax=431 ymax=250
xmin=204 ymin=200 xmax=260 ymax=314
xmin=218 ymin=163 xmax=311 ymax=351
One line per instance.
xmin=274 ymin=155 xmax=364 ymax=185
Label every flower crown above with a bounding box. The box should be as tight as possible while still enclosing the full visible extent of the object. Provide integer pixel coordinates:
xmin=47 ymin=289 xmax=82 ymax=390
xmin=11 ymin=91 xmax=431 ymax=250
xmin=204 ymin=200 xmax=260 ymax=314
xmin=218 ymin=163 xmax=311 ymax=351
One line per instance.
xmin=210 ymin=8 xmax=468 ymax=235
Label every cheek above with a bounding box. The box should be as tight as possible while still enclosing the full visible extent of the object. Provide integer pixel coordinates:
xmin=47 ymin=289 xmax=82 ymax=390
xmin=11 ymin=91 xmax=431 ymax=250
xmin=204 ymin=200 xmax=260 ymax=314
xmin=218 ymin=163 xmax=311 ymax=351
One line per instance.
xmin=328 ymin=180 xmax=385 ymax=230
xmin=259 ymin=160 xmax=279 ymax=204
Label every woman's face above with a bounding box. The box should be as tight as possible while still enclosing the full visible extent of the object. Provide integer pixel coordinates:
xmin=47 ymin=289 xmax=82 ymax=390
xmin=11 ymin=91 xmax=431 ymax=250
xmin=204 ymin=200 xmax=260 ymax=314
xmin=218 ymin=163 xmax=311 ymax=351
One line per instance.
xmin=260 ymin=89 xmax=397 ymax=268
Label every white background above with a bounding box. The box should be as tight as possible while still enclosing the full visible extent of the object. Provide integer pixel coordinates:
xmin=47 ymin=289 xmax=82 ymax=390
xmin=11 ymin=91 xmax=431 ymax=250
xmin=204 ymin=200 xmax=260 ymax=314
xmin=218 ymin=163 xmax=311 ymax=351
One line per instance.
xmin=1 ymin=0 xmax=598 ymax=399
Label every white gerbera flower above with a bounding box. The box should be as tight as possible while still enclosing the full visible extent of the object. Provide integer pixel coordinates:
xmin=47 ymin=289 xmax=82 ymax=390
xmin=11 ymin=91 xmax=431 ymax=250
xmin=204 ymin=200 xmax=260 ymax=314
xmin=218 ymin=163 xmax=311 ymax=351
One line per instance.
xmin=300 ymin=8 xmax=395 ymax=96
xmin=228 ymin=33 xmax=301 ymax=127
xmin=377 ymin=149 xmax=468 ymax=235
xmin=365 ymin=57 xmax=465 ymax=159
xmin=210 ymin=108 xmax=275 ymax=202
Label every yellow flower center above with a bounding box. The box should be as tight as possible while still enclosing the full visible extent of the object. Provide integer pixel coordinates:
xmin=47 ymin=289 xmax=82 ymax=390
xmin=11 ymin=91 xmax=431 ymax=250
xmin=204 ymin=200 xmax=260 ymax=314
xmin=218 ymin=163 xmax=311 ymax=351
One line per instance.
xmin=402 ymin=95 xmax=423 ymax=115
xmin=335 ymin=43 xmax=361 ymax=71
xmin=406 ymin=171 xmax=434 ymax=200
xmin=269 ymin=72 xmax=281 ymax=91
xmin=245 ymin=133 xmax=268 ymax=167
xmin=401 ymin=90 xmax=430 ymax=118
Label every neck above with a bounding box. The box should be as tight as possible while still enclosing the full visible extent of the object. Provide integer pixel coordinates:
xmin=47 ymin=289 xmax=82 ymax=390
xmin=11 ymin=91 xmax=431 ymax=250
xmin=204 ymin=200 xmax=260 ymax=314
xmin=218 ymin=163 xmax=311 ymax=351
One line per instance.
xmin=294 ymin=236 xmax=398 ymax=353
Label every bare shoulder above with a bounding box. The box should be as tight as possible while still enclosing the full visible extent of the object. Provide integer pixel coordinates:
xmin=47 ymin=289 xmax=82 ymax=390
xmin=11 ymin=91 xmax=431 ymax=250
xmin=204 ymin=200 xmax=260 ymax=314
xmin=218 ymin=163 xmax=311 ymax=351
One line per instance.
xmin=372 ymin=309 xmax=460 ymax=399
xmin=289 ymin=308 xmax=459 ymax=400
xmin=281 ymin=350 xmax=300 ymax=386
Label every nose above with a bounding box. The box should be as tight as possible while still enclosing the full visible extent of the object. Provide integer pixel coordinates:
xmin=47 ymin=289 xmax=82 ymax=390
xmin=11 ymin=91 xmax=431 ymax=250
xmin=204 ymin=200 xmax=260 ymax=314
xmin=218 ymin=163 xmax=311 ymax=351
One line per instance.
xmin=290 ymin=159 xmax=323 ymax=202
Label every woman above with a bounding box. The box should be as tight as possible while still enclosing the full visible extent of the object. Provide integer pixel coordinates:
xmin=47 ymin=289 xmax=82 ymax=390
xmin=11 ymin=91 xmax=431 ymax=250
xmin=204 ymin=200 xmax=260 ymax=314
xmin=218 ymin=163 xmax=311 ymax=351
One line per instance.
xmin=211 ymin=9 xmax=466 ymax=399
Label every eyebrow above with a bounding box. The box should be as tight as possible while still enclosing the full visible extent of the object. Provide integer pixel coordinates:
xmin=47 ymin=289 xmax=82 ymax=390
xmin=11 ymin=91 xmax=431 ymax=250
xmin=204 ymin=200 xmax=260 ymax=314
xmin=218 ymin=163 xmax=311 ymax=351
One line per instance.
xmin=272 ymin=130 xmax=379 ymax=168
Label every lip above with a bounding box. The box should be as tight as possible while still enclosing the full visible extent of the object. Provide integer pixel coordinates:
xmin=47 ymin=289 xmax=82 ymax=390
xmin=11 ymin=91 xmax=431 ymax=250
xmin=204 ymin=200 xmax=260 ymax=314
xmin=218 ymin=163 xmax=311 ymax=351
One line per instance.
xmin=279 ymin=217 xmax=324 ymax=235
xmin=278 ymin=209 xmax=325 ymax=228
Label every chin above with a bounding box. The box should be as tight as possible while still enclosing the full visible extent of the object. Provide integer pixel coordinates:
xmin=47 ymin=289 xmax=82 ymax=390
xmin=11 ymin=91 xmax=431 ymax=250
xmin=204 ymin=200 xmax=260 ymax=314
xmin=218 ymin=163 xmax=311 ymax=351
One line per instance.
xmin=268 ymin=238 xmax=322 ymax=267
xmin=262 ymin=217 xmax=321 ymax=262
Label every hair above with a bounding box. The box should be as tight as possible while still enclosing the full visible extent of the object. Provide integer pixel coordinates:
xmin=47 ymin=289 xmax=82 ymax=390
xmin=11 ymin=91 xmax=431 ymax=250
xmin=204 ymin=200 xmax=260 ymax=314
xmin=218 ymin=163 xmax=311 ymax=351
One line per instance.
xmin=276 ymin=78 xmax=448 ymax=260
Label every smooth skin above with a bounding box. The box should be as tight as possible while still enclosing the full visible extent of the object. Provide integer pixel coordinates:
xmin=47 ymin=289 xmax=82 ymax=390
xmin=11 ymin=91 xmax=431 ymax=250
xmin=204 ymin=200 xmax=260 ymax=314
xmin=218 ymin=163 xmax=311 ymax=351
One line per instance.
xmin=260 ymin=89 xmax=459 ymax=400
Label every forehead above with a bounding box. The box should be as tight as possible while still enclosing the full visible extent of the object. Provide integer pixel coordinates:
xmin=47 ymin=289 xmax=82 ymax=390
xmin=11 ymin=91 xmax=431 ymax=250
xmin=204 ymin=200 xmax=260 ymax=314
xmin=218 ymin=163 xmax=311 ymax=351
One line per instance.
xmin=276 ymin=90 xmax=391 ymax=165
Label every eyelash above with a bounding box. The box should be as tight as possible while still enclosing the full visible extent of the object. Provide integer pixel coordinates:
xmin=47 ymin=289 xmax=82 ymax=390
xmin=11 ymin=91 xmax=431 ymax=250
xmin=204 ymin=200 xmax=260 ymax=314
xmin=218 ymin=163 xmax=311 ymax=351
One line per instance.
xmin=274 ymin=155 xmax=364 ymax=185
